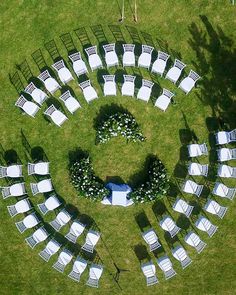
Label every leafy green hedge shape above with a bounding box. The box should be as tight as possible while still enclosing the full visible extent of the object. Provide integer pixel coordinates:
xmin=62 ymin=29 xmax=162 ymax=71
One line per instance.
xmin=96 ymin=112 xmax=145 ymax=144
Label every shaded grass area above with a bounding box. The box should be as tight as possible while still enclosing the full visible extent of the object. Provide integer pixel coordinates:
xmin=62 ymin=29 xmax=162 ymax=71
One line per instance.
xmin=0 ymin=1 xmax=236 ymax=295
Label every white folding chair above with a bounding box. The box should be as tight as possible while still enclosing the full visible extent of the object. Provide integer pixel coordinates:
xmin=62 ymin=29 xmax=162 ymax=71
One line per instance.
xmin=160 ymin=216 xmax=181 ymax=238
xmin=142 ymin=229 xmax=161 ymax=252
xmin=165 ymin=59 xmax=186 ymax=84
xmin=24 ymin=82 xmax=48 ymax=105
xmin=86 ymin=264 xmax=103 ymax=288
xmin=138 ymin=45 xmax=154 ymax=69
xmin=103 ymin=75 xmax=117 ymax=96
xmin=81 ymin=230 xmax=100 ymax=253
xmin=44 ymin=105 xmax=68 ymax=127
xmin=15 ymin=212 xmax=40 ymax=233
xmin=38 ymin=70 xmax=61 ymax=94
xmin=204 ymin=199 xmax=228 ymax=219
xmin=25 ymin=226 xmax=49 ymax=249
xmin=53 ymin=249 xmax=73 ymax=273
xmin=68 ymin=256 xmax=87 ymax=282
xmin=15 ymin=95 xmax=40 ymax=117
xmin=215 ymin=129 xmax=236 ymax=145
xmin=30 ymin=179 xmax=53 ymax=195
xmin=137 ymin=79 xmax=154 ymax=102
xmin=151 ymin=51 xmax=170 ymax=76
xmin=37 ymin=194 xmax=61 ymax=215
xmin=52 ymin=60 xmax=74 ymax=84
xmin=0 ymin=165 xmax=23 ymax=178
xmin=157 ymin=256 xmax=177 ymax=280
xmin=65 ymin=220 xmax=85 ymax=243
xmin=179 ymin=70 xmax=200 ymax=94
xmin=121 ymin=75 xmax=136 ymax=97
xmin=39 ymin=239 xmax=61 ymax=262
xmin=212 ymin=182 xmax=236 ymax=200
xmin=172 ymin=246 xmax=192 ymax=269
xmin=188 ymin=143 xmax=208 ymax=157
xmin=217 ymin=164 xmax=236 ymax=178
xmin=154 ymin=89 xmax=174 ymax=111
xmin=182 ymin=180 xmax=203 ymax=197
xmin=59 ymin=90 xmax=81 ymax=114
xmin=195 ymin=216 xmax=218 ymax=237
xmin=184 ymin=232 xmax=207 ymax=254
xmin=27 ymin=162 xmax=50 ymax=175
xmin=123 ymin=44 xmax=135 ymax=67
xmin=85 ymin=46 xmax=103 ymax=71
xmin=1 ymin=183 xmax=26 ymax=199
xmin=49 ymin=209 xmax=72 ymax=231
xmin=7 ymin=198 xmax=32 ymax=217
xmin=172 ymin=198 xmax=194 ymax=218
xmin=217 ymin=148 xmax=236 ymax=162
xmin=68 ymin=52 xmax=88 ymax=76
xmin=141 ymin=261 xmax=158 ymax=286
xmin=103 ymin=43 xmax=119 ymax=67
xmin=79 ymin=80 xmax=98 ymax=103
xmin=188 ymin=162 xmax=208 ymax=176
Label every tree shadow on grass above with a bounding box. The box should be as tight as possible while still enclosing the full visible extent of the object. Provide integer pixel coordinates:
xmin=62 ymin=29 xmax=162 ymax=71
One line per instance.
xmin=188 ymin=15 xmax=236 ymax=128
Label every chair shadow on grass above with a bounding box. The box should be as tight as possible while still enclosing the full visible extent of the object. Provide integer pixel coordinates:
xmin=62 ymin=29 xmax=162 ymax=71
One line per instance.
xmin=134 ymin=210 xmax=152 ymax=232
xmin=133 ymin=243 xmax=151 ymax=263
xmin=44 ymin=39 xmax=61 ymax=63
xmin=60 ymin=32 xmax=77 ymax=55
xmin=108 ymin=24 xmax=126 ymax=63
xmin=9 ymin=71 xmax=25 ymax=94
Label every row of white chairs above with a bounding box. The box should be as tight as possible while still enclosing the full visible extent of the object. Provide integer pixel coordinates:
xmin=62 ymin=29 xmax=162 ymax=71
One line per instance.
xmin=72 ymin=44 xmax=200 ymax=94
xmin=0 ymin=162 xmax=49 ymax=178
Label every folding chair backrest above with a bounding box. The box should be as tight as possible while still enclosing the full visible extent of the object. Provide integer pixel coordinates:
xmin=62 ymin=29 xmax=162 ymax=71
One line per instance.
xmin=52 ymin=60 xmax=65 ymax=71
xmin=124 ymin=75 xmax=136 ymax=83
xmin=15 ymin=95 xmax=27 ymax=108
xmin=103 ymin=43 xmax=115 ymax=53
xmin=163 ymin=89 xmax=174 ymax=99
xmin=25 ymin=82 xmax=37 ymax=95
xmin=38 ymin=70 xmax=51 ymax=82
xmin=44 ymin=105 xmax=57 ymax=116
xmin=60 ymin=90 xmax=72 ymax=102
xmin=79 ymin=80 xmax=91 ymax=90
xmin=142 ymin=45 xmax=154 ymax=54
xmin=123 ymin=44 xmax=135 ymax=52
xmin=174 ymin=59 xmax=186 ymax=70
xmin=158 ymin=51 xmax=169 ymax=61
xmin=189 ymin=70 xmax=200 ymax=82
xmin=103 ymin=75 xmax=115 ymax=83
xmin=229 ymin=129 xmax=236 ymax=140
xmin=69 ymin=52 xmax=82 ymax=62
xmin=142 ymin=79 xmax=154 ymax=89
xmin=85 ymin=46 xmax=97 ymax=56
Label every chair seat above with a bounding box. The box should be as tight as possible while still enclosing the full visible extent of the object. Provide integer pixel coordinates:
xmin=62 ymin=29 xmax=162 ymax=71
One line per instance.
xmin=24 ymin=214 xmax=38 ymax=228
xmin=33 ymin=228 xmax=48 ymax=242
xmin=218 ymin=148 xmax=231 ymax=161
xmin=188 ymin=144 xmax=202 ymax=157
xmin=166 ymin=67 xmax=181 ymax=83
xmin=152 ymin=59 xmax=166 ymax=75
xmin=137 ymin=87 xmax=151 ymax=101
xmin=57 ymin=211 xmax=70 ymax=225
xmin=65 ymin=97 xmax=81 ymax=113
xmin=31 ymin=88 xmax=47 ymax=105
xmin=104 ymin=82 xmax=116 ymax=96
xmin=188 ymin=163 xmax=202 ymax=175
xmin=38 ymin=180 xmax=52 ymax=193
xmin=138 ymin=53 xmax=151 ymax=68
xmin=89 ymin=55 xmax=102 ymax=69
xmin=10 ymin=184 xmax=25 ymax=196
xmin=58 ymin=68 xmax=73 ymax=83
xmin=7 ymin=165 xmax=21 ymax=177
xmin=15 ymin=199 xmax=30 ymax=213
xmin=105 ymin=52 xmax=118 ymax=66
xmin=83 ymin=87 xmax=97 ymax=102
xmin=179 ymin=77 xmax=195 ymax=93
xmin=122 ymin=82 xmax=135 ymax=96
xmin=44 ymin=77 xmax=59 ymax=92
xmin=35 ymin=163 xmax=49 ymax=175
xmin=51 ymin=110 xmax=67 ymax=126
xmin=155 ymin=95 xmax=170 ymax=111
xmin=123 ymin=52 xmax=135 ymax=66
xmin=216 ymin=131 xmax=228 ymax=145
xmin=45 ymin=196 xmax=60 ymax=210
xmin=24 ymin=101 xmax=39 ymax=117
xmin=73 ymin=60 xmax=87 ymax=75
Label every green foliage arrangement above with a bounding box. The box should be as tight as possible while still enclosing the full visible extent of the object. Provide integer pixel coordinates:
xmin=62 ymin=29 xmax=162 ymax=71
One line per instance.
xmin=70 ymin=156 xmax=109 ymax=201
xmin=130 ymin=157 xmax=169 ymax=203
xmin=96 ymin=112 xmax=145 ymax=144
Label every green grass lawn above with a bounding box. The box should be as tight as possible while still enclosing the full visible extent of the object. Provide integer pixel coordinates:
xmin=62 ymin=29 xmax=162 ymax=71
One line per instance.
xmin=0 ymin=1 xmax=236 ymax=294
